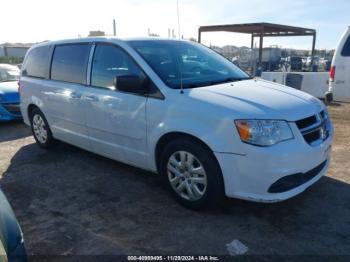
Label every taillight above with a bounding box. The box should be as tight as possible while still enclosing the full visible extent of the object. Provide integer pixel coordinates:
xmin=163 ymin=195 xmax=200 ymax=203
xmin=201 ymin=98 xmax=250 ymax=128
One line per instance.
xmin=330 ymin=66 xmax=336 ymax=82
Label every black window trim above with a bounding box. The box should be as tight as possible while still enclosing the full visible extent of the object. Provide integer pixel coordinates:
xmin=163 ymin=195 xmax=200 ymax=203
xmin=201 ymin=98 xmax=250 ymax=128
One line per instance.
xmin=49 ymin=42 xmax=92 ymax=86
xmin=88 ymin=41 xmax=164 ymax=100
xmin=341 ymin=34 xmax=350 ymax=57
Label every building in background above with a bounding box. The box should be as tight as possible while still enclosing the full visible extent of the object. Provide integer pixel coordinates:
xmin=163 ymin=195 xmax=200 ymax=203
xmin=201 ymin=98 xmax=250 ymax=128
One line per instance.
xmin=221 ymin=45 xmax=239 ymax=59
xmin=88 ymin=30 xmax=106 ymax=37
xmin=0 ymin=43 xmax=32 ymax=58
xmin=0 ymin=43 xmax=33 ymax=64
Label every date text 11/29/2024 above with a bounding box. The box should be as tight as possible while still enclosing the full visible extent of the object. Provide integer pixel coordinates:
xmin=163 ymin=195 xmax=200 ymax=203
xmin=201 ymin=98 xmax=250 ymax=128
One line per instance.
xmin=127 ymin=256 xmax=219 ymax=261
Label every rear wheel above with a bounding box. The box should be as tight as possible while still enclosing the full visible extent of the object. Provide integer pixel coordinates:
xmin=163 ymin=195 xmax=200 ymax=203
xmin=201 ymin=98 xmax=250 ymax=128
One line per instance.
xmin=30 ymin=108 xmax=57 ymax=148
xmin=159 ymin=138 xmax=224 ymax=210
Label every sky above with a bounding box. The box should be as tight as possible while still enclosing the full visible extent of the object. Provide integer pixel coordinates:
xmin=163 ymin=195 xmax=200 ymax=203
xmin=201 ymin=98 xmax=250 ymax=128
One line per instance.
xmin=0 ymin=0 xmax=349 ymax=49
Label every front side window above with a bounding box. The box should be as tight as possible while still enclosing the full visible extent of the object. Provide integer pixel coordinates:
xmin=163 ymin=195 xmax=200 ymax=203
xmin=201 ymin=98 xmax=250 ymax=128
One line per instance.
xmin=91 ymin=44 xmax=144 ymax=90
xmin=51 ymin=44 xmax=90 ymax=84
xmin=128 ymin=40 xmax=250 ymax=89
xmin=341 ymin=35 xmax=350 ymax=56
xmin=22 ymin=45 xmax=51 ymax=78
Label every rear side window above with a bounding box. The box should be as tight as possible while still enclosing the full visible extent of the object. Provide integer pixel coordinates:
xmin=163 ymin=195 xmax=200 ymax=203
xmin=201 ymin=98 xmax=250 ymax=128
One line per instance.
xmin=22 ymin=46 xmax=51 ymax=78
xmin=341 ymin=35 xmax=350 ymax=56
xmin=51 ymin=44 xmax=90 ymax=84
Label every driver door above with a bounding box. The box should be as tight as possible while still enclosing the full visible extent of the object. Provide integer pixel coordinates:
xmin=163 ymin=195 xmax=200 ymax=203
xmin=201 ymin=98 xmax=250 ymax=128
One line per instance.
xmin=83 ymin=43 xmax=148 ymax=167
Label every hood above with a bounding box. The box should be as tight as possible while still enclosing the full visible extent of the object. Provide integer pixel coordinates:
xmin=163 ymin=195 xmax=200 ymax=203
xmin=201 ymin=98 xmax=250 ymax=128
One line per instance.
xmin=189 ymin=79 xmax=324 ymax=121
xmin=0 ymin=81 xmax=19 ymax=103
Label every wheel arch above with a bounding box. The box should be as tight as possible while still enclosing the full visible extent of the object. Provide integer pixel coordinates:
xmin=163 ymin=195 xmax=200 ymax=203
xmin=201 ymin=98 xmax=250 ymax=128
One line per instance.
xmin=27 ymin=104 xmax=39 ymax=119
xmin=154 ymin=131 xmax=217 ymax=172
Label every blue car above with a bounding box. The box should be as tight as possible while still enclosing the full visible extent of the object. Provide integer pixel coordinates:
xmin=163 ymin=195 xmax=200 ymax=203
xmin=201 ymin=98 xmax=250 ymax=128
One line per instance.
xmin=0 ymin=189 xmax=27 ymax=261
xmin=0 ymin=64 xmax=22 ymax=121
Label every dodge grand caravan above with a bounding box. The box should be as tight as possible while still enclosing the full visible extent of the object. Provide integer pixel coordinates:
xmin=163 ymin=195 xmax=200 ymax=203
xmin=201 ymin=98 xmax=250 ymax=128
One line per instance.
xmin=20 ymin=38 xmax=333 ymax=209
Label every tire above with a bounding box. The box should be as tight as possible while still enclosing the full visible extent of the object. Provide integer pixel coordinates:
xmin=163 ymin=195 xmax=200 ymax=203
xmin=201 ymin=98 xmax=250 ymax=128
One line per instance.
xmin=159 ymin=138 xmax=224 ymax=210
xmin=30 ymin=107 xmax=57 ymax=148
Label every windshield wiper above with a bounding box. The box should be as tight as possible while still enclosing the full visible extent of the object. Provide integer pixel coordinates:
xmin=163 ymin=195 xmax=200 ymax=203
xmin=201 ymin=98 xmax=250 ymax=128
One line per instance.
xmin=211 ymin=77 xmax=251 ymax=85
xmin=183 ymin=83 xmax=208 ymax=89
xmin=178 ymin=77 xmax=251 ymax=89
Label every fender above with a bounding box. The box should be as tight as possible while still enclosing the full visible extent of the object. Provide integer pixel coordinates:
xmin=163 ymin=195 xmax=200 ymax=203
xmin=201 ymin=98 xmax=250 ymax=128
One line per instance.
xmin=146 ymin=115 xmax=241 ymax=172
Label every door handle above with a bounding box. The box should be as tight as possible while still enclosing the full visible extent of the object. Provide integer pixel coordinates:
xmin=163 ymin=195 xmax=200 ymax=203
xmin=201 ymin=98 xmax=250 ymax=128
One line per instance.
xmin=70 ymin=92 xmax=82 ymax=99
xmin=85 ymin=95 xmax=99 ymax=102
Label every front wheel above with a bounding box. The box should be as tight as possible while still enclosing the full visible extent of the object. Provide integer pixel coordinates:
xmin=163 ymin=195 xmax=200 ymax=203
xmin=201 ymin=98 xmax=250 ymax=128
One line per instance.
xmin=159 ymin=139 xmax=224 ymax=210
xmin=30 ymin=108 xmax=57 ymax=148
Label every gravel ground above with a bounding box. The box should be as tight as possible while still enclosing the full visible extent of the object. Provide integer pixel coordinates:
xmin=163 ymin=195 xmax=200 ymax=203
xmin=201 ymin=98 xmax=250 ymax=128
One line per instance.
xmin=0 ymin=103 xmax=349 ymax=257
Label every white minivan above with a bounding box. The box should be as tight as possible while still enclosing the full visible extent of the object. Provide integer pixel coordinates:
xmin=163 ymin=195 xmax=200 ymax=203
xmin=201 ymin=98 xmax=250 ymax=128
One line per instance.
xmin=20 ymin=38 xmax=333 ymax=209
xmin=327 ymin=26 xmax=350 ymax=102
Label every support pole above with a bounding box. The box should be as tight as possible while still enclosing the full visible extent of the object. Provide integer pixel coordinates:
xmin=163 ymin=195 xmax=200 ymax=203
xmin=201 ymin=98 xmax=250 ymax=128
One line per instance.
xmin=311 ymin=32 xmax=316 ymax=70
xmin=251 ymin=34 xmax=254 ymax=74
xmin=257 ymin=33 xmax=264 ymax=76
xmin=258 ymin=34 xmax=263 ymax=68
xmin=198 ymin=29 xmax=201 ymax=43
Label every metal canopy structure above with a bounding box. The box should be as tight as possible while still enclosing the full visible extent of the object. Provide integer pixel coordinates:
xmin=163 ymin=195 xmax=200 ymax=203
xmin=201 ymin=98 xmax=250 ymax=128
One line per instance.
xmin=198 ymin=22 xmax=317 ymax=73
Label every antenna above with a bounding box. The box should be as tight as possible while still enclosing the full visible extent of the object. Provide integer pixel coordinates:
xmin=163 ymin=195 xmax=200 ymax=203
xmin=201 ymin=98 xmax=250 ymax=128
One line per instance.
xmin=113 ymin=19 xmax=116 ymax=36
xmin=176 ymin=0 xmax=181 ymax=40
xmin=176 ymin=0 xmax=184 ymax=94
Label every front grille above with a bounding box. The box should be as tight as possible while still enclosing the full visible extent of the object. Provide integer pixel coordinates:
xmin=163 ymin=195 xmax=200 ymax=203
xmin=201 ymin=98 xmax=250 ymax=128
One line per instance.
xmin=295 ymin=110 xmax=329 ymax=146
xmin=268 ymin=160 xmax=327 ymax=193
xmin=295 ymin=115 xmax=317 ymax=129
xmin=2 ymin=103 xmax=21 ymax=116
xmin=303 ymin=130 xmax=320 ymax=144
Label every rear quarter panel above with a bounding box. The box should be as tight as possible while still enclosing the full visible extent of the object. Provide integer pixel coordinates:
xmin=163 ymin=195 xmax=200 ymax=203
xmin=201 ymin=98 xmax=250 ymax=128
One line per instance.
xmin=330 ymin=27 xmax=350 ymax=102
xmin=19 ymin=76 xmax=49 ymax=126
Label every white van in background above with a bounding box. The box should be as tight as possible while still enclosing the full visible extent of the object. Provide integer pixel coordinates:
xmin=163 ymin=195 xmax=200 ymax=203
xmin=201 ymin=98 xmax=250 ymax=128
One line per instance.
xmin=327 ymin=26 xmax=350 ymax=102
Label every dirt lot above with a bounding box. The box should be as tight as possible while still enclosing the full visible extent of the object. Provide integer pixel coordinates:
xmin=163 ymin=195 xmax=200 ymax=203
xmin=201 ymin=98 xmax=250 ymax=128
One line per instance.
xmin=0 ymin=103 xmax=350 ymax=257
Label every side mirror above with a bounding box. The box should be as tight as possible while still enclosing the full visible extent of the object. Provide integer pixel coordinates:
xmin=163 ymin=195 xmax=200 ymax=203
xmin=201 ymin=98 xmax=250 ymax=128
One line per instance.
xmin=115 ymin=75 xmax=149 ymax=94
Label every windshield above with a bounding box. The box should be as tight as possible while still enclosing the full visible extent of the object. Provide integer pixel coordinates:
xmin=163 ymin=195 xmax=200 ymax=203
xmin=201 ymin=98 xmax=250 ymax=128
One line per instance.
xmin=0 ymin=66 xmax=20 ymax=82
xmin=128 ymin=40 xmax=250 ymax=89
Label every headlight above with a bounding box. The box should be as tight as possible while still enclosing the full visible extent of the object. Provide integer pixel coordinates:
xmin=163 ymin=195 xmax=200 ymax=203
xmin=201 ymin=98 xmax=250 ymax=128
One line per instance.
xmin=323 ymin=108 xmax=332 ymax=130
xmin=235 ymin=119 xmax=294 ymax=146
xmin=323 ymin=108 xmax=330 ymax=120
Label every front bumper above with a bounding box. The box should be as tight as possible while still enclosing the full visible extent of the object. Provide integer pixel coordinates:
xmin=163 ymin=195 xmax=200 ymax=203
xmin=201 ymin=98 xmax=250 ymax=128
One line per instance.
xmin=0 ymin=103 xmax=22 ymax=121
xmin=215 ymin=128 xmax=333 ymax=203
